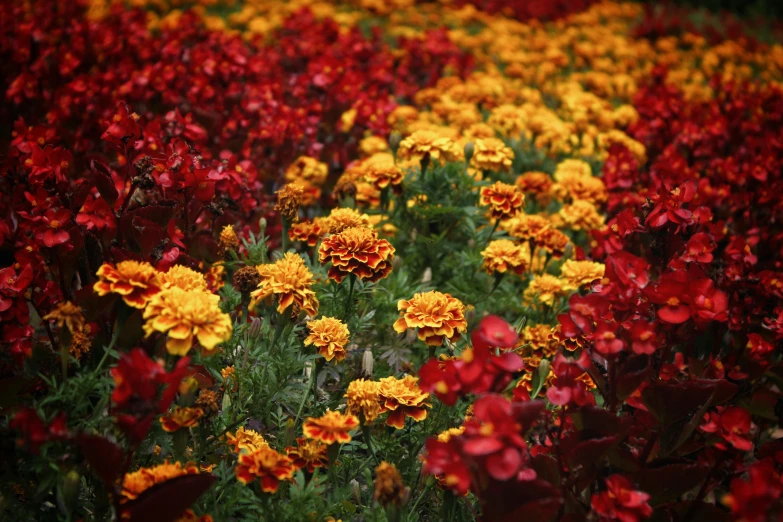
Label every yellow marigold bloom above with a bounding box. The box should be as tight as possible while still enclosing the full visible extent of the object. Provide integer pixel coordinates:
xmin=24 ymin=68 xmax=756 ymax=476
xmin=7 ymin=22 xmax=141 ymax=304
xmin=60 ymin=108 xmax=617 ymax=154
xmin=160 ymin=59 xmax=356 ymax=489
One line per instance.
xmin=324 ymin=207 xmax=372 ymax=234
xmin=218 ymin=224 xmax=239 ymax=257
xmin=221 ymin=366 xmax=235 ymax=382
xmin=318 ymin=227 xmax=395 ymax=283
xmin=206 ymin=263 xmax=225 ymax=293
xmin=286 ymin=437 xmax=328 ymax=473
xmin=436 ymin=426 xmax=465 ymax=443
xmin=363 ymin=153 xmax=404 ymax=192
xmin=524 ymin=274 xmax=568 ymax=307
xmin=558 ymin=201 xmax=605 ymax=231
xmin=121 ymin=461 xmax=199 ymax=501
xmin=470 ymin=137 xmax=514 ymax=172
xmin=502 ymin=214 xmax=551 ymax=241
xmin=393 ymin=291 xmax=468 ymax=347
xmin=517 ymin=324 xmax=557 ymax=357
xmin=397 ymin=130 xmax=459 ymax=164
xmin=554 ymin=159 xmax=593 ymax=180
xmin=304 ymin=317 xmax=350 ymax=362
xmin=252 ymin=253 xmax=319 ymax=317
xmin=560 ymin=260 xmax=605 ymax=290
xmin=378 ymin=375 xmax=430 ymax=429
xmin=487 ymin=104 xmax=526 ymax=138
xmin=464 ymin=122 xmax=497 ymax=140
xmin=516 ymin=172 xmax=554 ymax=199
xmin=345 ymin=378 xmax=381 ymax=422
xmin=94 ymin=261 xmax=161 ymax=309
xmin=480 ymin=181 xmax=525 ymax=220
xmin=285 ymin=156 xmax=328 ymax=186
xmin=43 ymin=301 xmax=85 ymax=333
xmin=289 ymin=218 xmax=328 ymax=247
xmin=535 ymin=227 xmax=570 ymax=257
xmin=354 ymin=180 xmax=381 ymax=209
xmin=302 ymin=410 xmax=359 ymax=445
xmin=160 ymin=406 xmax=204 ymax=433
xmin=226 ymin=427 xmax=269 ymax=454
xmin=142 ymin=287 xmax=232 ymax=356
xmin=359 ymin=136 xmax=390 ymax=157
xmin=374 ymin=462 xmax=407 ymax=508
xmin=160 ymin=265 xmax=208 ymax=292
xmin=481 ymin=239 xmax=530 ymax=275
xmin=551 ymin=172 xmax=607 ymax=204
xmin=235 ymin=445 xmax=295 ymax=493
xmin=274 ymin=183 xmax=304 ymax=221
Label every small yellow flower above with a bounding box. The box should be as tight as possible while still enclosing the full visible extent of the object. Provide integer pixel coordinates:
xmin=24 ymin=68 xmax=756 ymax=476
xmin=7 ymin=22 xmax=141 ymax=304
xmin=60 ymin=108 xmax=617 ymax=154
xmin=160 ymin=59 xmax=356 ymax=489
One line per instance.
xmin=218 ymin=225 xmax=239 ymax=256
xmin=345 ymin=378 xmax=381 ymax=422
xmin=304 ymin=317 xmax=350 ymax=362
xmin=122 ymin=461 xmax=199 ymax=501
xmin=324 ymin=207 xmax=372 ymax=234
xmin=557 ymin=200 xmax=605 ymax=231
xmin=374 ymin=462 xmax=407 ymax=508
xmin=226 ymin=427 xmax=270 ymax=454
xmin=285 ymin=156 xmax=328 ymax=186
xmin=393 ymin=291 xmax=468 ymax=347
xmin=252 ymin=253 xmax=319 ymax=317
xmin=437 ymin=426 xmax=465 ymax=443
xmin=470 ymin=137 xmax=514 ymax=172
xmin=159 ymin=265 xmax=208 ymax=292
xmin=523 ymin=274 xmax=568 ymax=307
xmin=160 ymin=406 xmax=204 ymax=432
xmin=481 ymin=239 xmax=530 ymax=275
xmin=502 ymin=214 xmax=551 ymax=241
xmin=559 ymin=260 xmax=605 ymax=290
xmin=397 ymin=130 xmax=459 ymax=164
xmin=359 ymin=136 xmax=390 ymax=157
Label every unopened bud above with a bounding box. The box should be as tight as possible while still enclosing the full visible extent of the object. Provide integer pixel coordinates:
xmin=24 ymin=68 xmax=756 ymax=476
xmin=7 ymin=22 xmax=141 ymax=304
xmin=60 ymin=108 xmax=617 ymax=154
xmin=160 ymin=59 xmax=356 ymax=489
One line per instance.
xmin=361 ymin=348 xmax=374 ymax=378
xmin=350 ymin=478 xmax=362 ymax=504
xmin=420 ymin=267 xmax=432 ymax=284
xmin=389 ymin=131 xmax=402 ymax=158
xmin=247 ymin=317 xmax=262 ymax=338
xmin=258 ymin=217 xmax=267 ymax=234
xmin=463 ymin=141 xmax=475 ymax=164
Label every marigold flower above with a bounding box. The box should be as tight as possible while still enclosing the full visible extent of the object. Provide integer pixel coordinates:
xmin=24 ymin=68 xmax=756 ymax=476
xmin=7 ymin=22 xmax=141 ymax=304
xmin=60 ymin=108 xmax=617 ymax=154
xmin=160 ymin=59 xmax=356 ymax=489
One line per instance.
xmin=226 ymin=426 xmax=269 ymax=454
xmin=160 ymin=265 xmax=209 ymax=292
xmin=196 ymin=389 xmax=220 ymax=417
xmin=217 ymin=225 xmax=239 ymax=257
xmin=289 ymin=218 xmax=328 ymax=247
xmin=251 ymin=253 xmax=319 ymax=316
xmin=481 ymin=239 xmax=529 ymax=275
xmin=551 ymin=172 xmax=608 ymax=205
xmin=206 ymin=263 xmax=225 ymax=293
xmin=176 ymin=510 xmax=213 ymax=522
xmin=160 ymin=406 xmax=204 ymax=432
xmin=285 ymin=156 xmax=328 ymax=186
xmin=524 ymin=274 xmax=567 ymax=306
xmin=235 ymin=445 xmax=295 ymax=493
xmin=359 ymin=136 xmax=390 ymax=157
xmin=363 ymin=153 xmax=404 ymax=192
xmin=374 ymin=462 xmax=408 ymax=508
xmin=535 ymin=227 xmax=570 ymax=257
xmin=43 ymin=301 xmax=85 ymax=333
xmin=397 ymin=130 xmax=459 ymax=164
xmin=345 ymin=378 xmax=381 ymax=423
xmin=122 ymin=461 xmax=199 ymax=501
xmin=324 ymin=207 xmax=372 ymax=234
xmin=302 ymin=410 xmax=359 ymax=445
xmin=274 ymin=183 xmax=304 ymax=220
xmin=560 ymin=260 xmax=605 ymax=290
xmin=94 ymin=261 xmax=161 ymax=309
xmin=304 ymin=317 xmax=350 ymax=362
xmin=480 ymin=181 xmax=525 ymax=220
xmin=142 ymin=287 xmax=232 ymax=356
xmin=558 ymin=200 xmax=605 ymax=231
xmin=436 ymin=426 xmax=465 ymax=443
xmin=516 ymin=172 xmax=553 ymax=199
xmin=393 ymin=291 xmax=467 ymax=346
xmin=286 ymin=437 xmax=328 ymax=473
xmin=69 ymin=330 xmax=92 ymax=360
xmin=378 ymin=375 xmax=430 ymax=429
xmin=318 ymin=227 xmax=395 ymax=283
xmin=470 ymin=138 xmax=514 ymax=172
xmin=502 ymin=214 xmax=551 ymax=241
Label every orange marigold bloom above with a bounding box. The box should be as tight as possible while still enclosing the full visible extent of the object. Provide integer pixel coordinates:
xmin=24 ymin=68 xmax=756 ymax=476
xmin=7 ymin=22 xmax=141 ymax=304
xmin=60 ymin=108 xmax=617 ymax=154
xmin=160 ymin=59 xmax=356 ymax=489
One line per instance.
xmin=480 ymin=181 xmax=525 ymax=220
xmin=274 ymin=183 xmax=304 ymax=221
xmin=251 ymin=253 xmax=319 ymax=316
xmin=235 ymin=445 xmax=295 ymax=493
xmin=318 ymin=227 xmax=395 ymax=283
xmin=286 ymin=437 xmax=328 ymax=473
xmin=160 ymin=265 xmax=208 ymax=292
xmin=325 ymin=207 xmax=372 ymax=234
xmin=481 ymin=239 xmax=530 ymax=275
xmin=560 ymin=260 xmax=605 ymax=290
xmin=142 ymin=287 xmax=232 ymax=356
xmin=217 ymin=225 xmax=239 ymax=257
xmin=377 ymin=375 xmax=430 ymax=429
xmin=121 ymin=461 xmax=199 ymax=501
xmin=535 ymin=227 xmax=570 ymax=257
xmin=518 ymin=324 xmax=557 ymax=357
xmin=393 ymin=291 xmax=467 ymax=346
xmin=285 ymin=156 xmax=328 ymax=186
xmin=502 ymin=214 xmax=551 ymax=241
xmin=397 ymin=130 xmax=459 ymax=164
xmin=374 ymin=462 xmax=408 ymax=507
xmin=470 ymin=138 xmax=514 ymax=172
xmin=363 ymin=153 xmax=403 ymax=192
xmin=225 ymin=426 xmax=269 ymax=454
xmin=289 ymin=218 xmax=328 ymax=247
xmin=437 ymin=426 xmax=465 ymax=443
xmin=94 ymin=261 xmax=161 ymax=308
xmin=304 ymin=317 xmax=350 ymax=362
xmin=359 ymin=136 xmax=390 ymax=157
xmin=523 ymin=274 xmax=567 ymax=307
xmin=70 ymin=330 xmax=92 ymax=360
xmin=516 ymin=172 xmax=554 ymax=198
xmin=43 ymin=301 xmax=85 ymax=333
xmin=345 ymin=378 xmax=381 ymax=423
xmin=302 ymin=410 xmax=359 ymax=445
xmin=160 ymin=406 xmax=204 ymax=432
xmin=557 ymin=201 xmax=605 ymax=231
xmin=551 ymin=172 xmax=607 ymax=205
xmin=176 ymin=510 xmax=213 ymax=522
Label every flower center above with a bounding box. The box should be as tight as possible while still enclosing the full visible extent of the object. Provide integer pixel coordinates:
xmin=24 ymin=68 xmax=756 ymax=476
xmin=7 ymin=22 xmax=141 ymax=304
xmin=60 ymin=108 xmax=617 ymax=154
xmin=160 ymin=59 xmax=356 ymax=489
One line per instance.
xmin=50 ymin=220 xmax=61 ymax=229
xmin=666 ymin=297 xmax=679 ymax=306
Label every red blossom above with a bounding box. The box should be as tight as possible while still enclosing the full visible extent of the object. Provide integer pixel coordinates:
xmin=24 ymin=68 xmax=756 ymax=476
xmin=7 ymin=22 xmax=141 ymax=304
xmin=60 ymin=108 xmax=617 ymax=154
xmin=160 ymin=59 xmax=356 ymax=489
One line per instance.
xmin=700 ymin=406 xmax=753 ymax=451
xmin=591 ymin=474 xmax=652 ymax=522
xmin=546 ymin=351 xmax=595 ymax=407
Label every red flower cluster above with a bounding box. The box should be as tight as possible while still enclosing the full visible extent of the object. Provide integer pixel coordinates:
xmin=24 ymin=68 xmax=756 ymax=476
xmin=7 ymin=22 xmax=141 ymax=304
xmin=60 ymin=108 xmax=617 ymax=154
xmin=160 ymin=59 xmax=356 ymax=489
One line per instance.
xmin=9 ymin=408 xmax=69 ymax=454
xmin=591 ymin=475 xmax=652 ymax=522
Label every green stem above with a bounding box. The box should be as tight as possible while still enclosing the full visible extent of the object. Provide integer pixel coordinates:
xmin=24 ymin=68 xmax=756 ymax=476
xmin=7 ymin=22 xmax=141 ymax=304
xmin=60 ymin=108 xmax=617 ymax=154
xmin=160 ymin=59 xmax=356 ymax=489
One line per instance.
xmin=294 ymin=358 xmax=323 ymax=424
xmin=407 ymin=479 xmax=435 ymax=516
xmin=362 ymin=423 xmax=379 ymax=464
xmin=96 ymin=320 xmax=122 ymax=373
xmin=484 ymin=219 xmax=500 ymax=248
xmin=343 ymin=274 xmax=356 ymax=321
xmin=281 ymin=217 xmax=290 ymax=253
xmin=269 ymin=311 xmax=290 ymax=353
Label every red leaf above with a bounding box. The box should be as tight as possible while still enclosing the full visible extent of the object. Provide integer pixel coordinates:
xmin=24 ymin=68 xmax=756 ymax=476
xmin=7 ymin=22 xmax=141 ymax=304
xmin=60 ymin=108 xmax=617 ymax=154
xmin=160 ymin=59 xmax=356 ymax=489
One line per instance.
xmin=121 ymin=473 xmax=216 ymax=522
xmin=78 ymin=434 xmax=125 ymax=486
xmin=91 ymin=160 xmax=119 ymax=205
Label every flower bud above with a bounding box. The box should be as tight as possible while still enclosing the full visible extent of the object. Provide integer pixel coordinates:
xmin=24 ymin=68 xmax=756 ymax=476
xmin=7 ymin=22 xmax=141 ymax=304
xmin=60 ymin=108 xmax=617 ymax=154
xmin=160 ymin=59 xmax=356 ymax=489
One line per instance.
xmin=463 ymin=141 xmax=475 ymax=164
xmin=389 ymin=131 xmax=402 ymax=158
xmin=361 ymin=348 xmax=374 ymax=377
xmin=350 ymin=479 xmax=362 ymax=504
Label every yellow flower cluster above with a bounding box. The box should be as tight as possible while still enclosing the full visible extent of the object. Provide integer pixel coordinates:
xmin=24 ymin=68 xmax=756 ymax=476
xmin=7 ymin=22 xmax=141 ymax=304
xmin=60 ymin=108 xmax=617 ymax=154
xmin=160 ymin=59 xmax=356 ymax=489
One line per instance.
xmin=345 ymin=375 xmax=430 ymax=429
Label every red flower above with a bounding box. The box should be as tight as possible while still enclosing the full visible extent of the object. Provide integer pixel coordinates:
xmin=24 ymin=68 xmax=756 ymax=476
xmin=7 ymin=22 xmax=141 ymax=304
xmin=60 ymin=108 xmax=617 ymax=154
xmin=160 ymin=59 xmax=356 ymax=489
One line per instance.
xmin=681 ymin=232 xmax=714 ymax=263
xmin=39 ymin=208 xmax=71 ymax=247
xmin=591 ymin=474 xmax=652 ymax=522
xmin=700 ymin=406 xmax=753 ymax=451
xmin=546 ymin=351 xmax=595 ymax=407
xmin=0 ymin=265 xmax=34 ymax=312
xmin=589 ymin=320 xmax=625 ymax=356
xmin=645 ymin=178 xmax=697 ymax=232
xmin=422 ymin=438 xmax=472 ymax=495
xmin=9 ymin=408 xmax=48 ymax=453
xmin=102 ymin=102 xmax=142 ymax=148
xmin=627 ymin=319 xmax=659 ymax=354
xmin=645 ymin=271 xmax=690 ymax=324
xmin=723 ymin=459 xmax=783 ymax=522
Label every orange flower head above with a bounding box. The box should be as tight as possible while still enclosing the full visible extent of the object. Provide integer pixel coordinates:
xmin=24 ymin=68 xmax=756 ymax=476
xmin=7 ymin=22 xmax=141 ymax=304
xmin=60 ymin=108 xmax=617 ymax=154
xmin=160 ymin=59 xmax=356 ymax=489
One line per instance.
xmin=481 ymin=239 xmax=530 ymax=275
xmin=289 ymin=218 xmax=328 ymax=247
xmin=480 ymin=181 xmax=525 ymax=220
xmin=523 ymin=274 xmax=567 ymax=307
xmin=560 ymin=260 xmax=605 ymax=290
xmin=160 ymin=265 xmax=208 ymax=292
xmin=551 ymin=172 xmax=607 ymax=205
xmin=304 ymin=317 xmax=350 ymax=362
xmin=94 ymin=261 xmax=161 ymax=308
xmin=557 ymin=200 xmax=605 ymax=231
xmin=286 ymin=437 xmax=328 ymax=473
xmin=235 ymin=446 xmax=295 ymax=493
xmin=377 ymin=375 xmax=430 ymax=429
xmin=160 ymin=406 xmax=204 ymax=432
xmin=471 ymin=138 xmax=514 ymax=172
xmin=535 ymin=227 xmax=570 ymax=257
xmin=516 ymin=172 xmax=554 ymax=198
xmin=437 ymin=426 xmax=465 ymax=443
xmin=251 ymin=253 xmax=319 ymax=316
xmin=275 ymin=183 xmax=304 ymax=220
xmin=363 ymin=153 xmax=404 ymax=192
xmin=397 ymin=130 xmax=460 ymax=164
xmin=325 ymin=207 xmax=372 ymax=234
xmin=374 ymin=461 xmax=408 ymax=507
xmin=502 ymin=214 xmax=551 ymax=241
xmin=345 ymin=378 xmax=381 ymax=423
xmin=70 ymin=330 xmax=92 ymax=360
xmin=142 ymin=287 xmax=232 ymax=356
xmin=217 ymin=225 xmax=239 ymax=256
xmin=285 ymin=156 xmax=328 ymax=186
xmin=176 ymin=510 xmax=213 ymax=522
xmin=318 ymin=227 xmax=395 ymax=283
xmin=393 ymin=291 xmax=467 ymax=346
xmin=302 ymin=410 xmax=359 ymax=445
xmin=121 ymin=461 xmax=199 ymax=501
xmin=359 ymin=136 xmax=390 ymax=157
xmin=225 ymin=426 xmax=269 ymax=454
xmin=43 ymin=301 xmax=85 ymax=333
